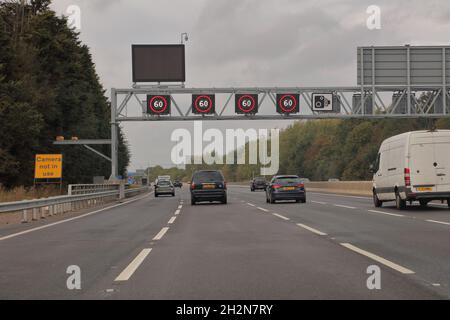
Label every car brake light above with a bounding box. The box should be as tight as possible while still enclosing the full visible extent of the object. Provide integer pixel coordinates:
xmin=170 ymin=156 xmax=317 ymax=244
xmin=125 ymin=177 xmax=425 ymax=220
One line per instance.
xmin=224 ymin=181 xmax=227 ymax=189
xmin=273 ymin=184 xmax=282 ymax=189
xmin=191 ymin=183 xmax=195 ymax=190
xmin=297 ymin=183 xmax=304 ymax=188
xmin=404 ymin=168 xmax=411 ymax=186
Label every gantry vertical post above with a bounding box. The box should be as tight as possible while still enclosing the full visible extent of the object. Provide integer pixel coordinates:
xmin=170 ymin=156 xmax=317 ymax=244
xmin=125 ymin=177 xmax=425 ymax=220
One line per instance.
xmin=111 ymin=88 xmax=119 ymax=180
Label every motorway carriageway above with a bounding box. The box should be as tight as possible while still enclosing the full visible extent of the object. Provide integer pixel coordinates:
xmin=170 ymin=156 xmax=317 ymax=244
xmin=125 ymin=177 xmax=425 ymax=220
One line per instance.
xmin=0 ymin=185 xmax=449 ymax=299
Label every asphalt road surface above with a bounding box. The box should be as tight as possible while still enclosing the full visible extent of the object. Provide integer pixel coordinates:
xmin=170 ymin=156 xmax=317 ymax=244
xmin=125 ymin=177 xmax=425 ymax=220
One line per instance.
xmin=1 ymin=185 xmax=450 ymax=299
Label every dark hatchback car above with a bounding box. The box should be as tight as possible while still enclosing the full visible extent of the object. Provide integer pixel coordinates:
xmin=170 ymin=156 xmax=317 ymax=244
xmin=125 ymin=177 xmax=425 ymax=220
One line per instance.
xmin=173 ymin=180 xmax=182 ymax=188
xmin=266 ymin=175 xmax=306 ymax=203
xmin=190 ymin=170 xmax=227 ymax=205
xmin=250 ymin=177 xmax=267 ymax=191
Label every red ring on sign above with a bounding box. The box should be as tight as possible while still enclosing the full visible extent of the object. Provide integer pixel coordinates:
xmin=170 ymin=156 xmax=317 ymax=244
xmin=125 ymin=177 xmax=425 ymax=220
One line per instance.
xmin=149 ymin=96 xmax=168 ymax=114
xmin=279 ymin=94 xmax=297 ymax=113
xmin=194 ymin=95 xmax=213 ymax=113
xmin=238 ymin=95 xmax=256 ymax=113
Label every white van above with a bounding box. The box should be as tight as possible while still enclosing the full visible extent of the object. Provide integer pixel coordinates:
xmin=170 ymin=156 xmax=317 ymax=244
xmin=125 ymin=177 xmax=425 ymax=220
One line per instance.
xmin=372 ymin=130 xmax=450 ymax=209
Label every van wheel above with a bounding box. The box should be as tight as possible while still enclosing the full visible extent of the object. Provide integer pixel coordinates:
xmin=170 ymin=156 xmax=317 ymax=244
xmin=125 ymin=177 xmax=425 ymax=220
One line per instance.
xmin=447 ymin=199 xmax=450 ymax=208
xmin=191 ymin=198 xmax=196 ymax=205
xmin=395 ymin=191 xmax=406 ymax=210
xmin=373 ymin=190 xmax=382 ymax=208
xmin=419 ymin=200 xmax=429 ymax=208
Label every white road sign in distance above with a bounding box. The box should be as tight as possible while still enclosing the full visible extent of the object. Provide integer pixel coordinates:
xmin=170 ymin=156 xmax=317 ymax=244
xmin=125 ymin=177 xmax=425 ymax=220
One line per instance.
xmin=312 ymin=93 xmax=333 ymax=111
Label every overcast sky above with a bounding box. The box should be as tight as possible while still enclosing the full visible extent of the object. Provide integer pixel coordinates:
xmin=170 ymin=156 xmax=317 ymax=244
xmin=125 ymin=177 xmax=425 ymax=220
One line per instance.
xmin=49 ymin=0 xmax=450 ymax=171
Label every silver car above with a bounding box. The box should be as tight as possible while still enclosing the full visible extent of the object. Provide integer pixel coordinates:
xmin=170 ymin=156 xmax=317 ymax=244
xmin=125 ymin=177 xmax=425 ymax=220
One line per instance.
xmin=155 ymin=180 xmax=175 ymax=197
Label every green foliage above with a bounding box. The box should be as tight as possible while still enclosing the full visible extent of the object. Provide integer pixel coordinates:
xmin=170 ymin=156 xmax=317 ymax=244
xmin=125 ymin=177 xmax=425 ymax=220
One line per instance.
xmin=0 ymin=1 xmax=129 ymax=187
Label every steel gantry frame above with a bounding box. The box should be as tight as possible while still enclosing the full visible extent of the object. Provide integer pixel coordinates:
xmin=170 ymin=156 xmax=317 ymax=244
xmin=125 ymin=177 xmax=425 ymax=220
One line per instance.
xmin=110 ymin=84 xmax=450 ymax=178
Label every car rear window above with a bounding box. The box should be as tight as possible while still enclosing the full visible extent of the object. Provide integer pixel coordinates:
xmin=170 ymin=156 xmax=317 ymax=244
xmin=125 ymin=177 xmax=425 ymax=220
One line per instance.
xmin=158 ymin=180 xmax=171 ymax=186
xmin=273 ymin=176 xmax=300 ymax=184
xmin=255 ymin=177 xmax=266 ymax=182
xmin=193 ymin=171 xmax=224 ymax=183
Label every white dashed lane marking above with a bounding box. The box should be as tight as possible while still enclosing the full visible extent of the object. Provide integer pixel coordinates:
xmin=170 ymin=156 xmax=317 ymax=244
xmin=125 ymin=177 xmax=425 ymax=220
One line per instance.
xmin=296 ymin=223 xmax=327 ymax=236
xmin=272 ymin=213 xmax=290 ymax=221
xmin=334 ymin=204 xmax=356 ymax=209
xmin=426 ymin=219 xmax=450 ymax=226
xmin=114 ymin=248 xmax=152 ymax=282
xmin=340 ymin=243 xmax=415 ymax=274
xmin=368 ymin=210 xmax=405 ymax=218
xmin=152 ymin=227 xmax=169 ymax=241
xmin=168 ymin=216 xmax=176 ymax=224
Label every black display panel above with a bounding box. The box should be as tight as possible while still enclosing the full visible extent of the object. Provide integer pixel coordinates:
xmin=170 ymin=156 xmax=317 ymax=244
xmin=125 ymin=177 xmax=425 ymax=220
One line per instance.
xmin=132 ymin=45 xmax=185 ymax=82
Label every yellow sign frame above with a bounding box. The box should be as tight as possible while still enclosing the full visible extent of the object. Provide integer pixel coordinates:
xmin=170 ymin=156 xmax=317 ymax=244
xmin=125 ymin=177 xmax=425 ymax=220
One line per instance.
xmin=34 ymin=154 xmax=63 ymax=179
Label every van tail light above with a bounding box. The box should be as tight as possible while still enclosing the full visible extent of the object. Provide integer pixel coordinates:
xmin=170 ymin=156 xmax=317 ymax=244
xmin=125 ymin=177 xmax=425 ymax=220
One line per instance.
xmin=404 ymin=168 xmax=411 ymax=187
xmin=273 ymin=184 xmax=282 ymax=189
xmin=224 ymin=181 xmax=227 ymax=189
xmin=191 ymin=182 xmax=196 ymax=190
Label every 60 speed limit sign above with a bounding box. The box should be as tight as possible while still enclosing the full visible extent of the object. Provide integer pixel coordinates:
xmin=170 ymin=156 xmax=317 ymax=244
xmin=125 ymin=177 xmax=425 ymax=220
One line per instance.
xmin=192 ymin=94 xmax=215 ymax=114
xmin=276 ymin=94 xmax=299 ymax=114
xmin=235 ymin=94 xmax=258 ymax=114
xmin=147 ymin=95 xmax=171 ymax=115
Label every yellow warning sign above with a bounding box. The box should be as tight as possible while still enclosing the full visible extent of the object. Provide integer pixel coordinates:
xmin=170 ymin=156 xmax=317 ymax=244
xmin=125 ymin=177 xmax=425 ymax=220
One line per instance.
xmin=34 ymin=154 xmax=62 ymax=179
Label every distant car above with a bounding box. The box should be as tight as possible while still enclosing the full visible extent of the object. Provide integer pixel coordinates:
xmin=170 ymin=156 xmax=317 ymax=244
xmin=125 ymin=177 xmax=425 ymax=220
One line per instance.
xmin=266 ymin=175 xmax=306 ymax=203
xmin=299 ymin=177 xmax=310 ymax=183
xmin=328 ymin=178 xmax=340 ymax=182
xmin=190 ymin=170 xmax=227 ymax=205
xmin=251 ymin=177 xmax=267 ymax=191
xmin=173 ymin=180 xmax=182 ymax=188
xmin=155 ymin=179 xmax=175 ymax=197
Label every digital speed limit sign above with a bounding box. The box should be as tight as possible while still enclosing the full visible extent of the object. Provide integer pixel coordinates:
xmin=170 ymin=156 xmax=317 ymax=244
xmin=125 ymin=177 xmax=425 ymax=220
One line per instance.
xmin=147 ymin=95 xmax=171 ymax=115
xmin=276 ymin=94 xmax=299 ymax=114
xmin=192 ymin=94 xmax=215 ymax=114
xmin=235 ymin=94 xmax=258 ymax=114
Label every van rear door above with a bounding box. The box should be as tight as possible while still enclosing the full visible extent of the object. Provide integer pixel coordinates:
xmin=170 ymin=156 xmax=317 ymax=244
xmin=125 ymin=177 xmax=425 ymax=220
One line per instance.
xmin=433 ymin=135 xmax=450 ymax=192
xmin=409 ymin=142 xmax=437 ymax=192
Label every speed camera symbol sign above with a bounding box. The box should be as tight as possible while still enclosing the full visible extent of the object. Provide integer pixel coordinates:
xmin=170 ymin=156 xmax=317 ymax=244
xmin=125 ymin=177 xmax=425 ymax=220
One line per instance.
xmin=312 ymin=93 xmax=333 ymax=111
xmin=192 ymin=94 xmax=215 ymax=114
xmin=147 ymin=95 xmax=171 ymax=115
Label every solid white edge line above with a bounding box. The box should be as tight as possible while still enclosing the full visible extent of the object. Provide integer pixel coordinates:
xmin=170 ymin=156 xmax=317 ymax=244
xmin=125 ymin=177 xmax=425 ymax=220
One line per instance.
xmin=0 ymin=192 xmax=153 ymax=242
xmin=340 ymin=243 xmax=415 ymax=274
xmin=152 ymin=227 xmax=169 ymax=241
xmin=296 ymin=223 xmax=327 ymax=236
xmin=168 ymin=216 xmax=176 ymax=224
xmin=311 ymin=200 xmax=327 ymax=205
xmin=368 ymin=210 xmax=405 ymax=218
xmin=257 ymin=207 xmax=269 ymax=212
xmin=334 ymin=204 xmax=356 ymax=209
xmin=247 ymin=203 xmax=256 ymax=207
xmin=272 ymin=213 xmax=290 ymax=221
xmin=426 ymin=219 xmax=450 ymax=226
xmin=114 ymin=248 xmax=152 ymax=281
xmin=174 ymin=209 xmax=181 ymax=215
